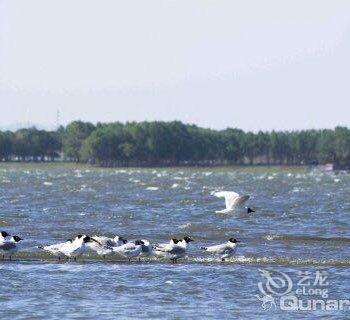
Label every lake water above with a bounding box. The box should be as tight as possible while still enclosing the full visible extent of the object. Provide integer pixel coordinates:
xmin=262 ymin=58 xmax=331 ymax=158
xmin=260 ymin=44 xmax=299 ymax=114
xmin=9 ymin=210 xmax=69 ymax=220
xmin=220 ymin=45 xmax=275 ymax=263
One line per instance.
xmin=0 ymin=164 xmax=349 ymax=319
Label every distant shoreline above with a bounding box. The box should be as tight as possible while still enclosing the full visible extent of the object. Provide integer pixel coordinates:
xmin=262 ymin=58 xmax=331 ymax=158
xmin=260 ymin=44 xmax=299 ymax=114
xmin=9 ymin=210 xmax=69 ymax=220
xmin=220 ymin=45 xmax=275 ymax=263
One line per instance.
xmin=1 ymin=121 xmax=349 ymax=170
xmin=1 ymin=159 xmax=347 ymax=173
xmin=0 ymin=161 xmax=311 ymax=171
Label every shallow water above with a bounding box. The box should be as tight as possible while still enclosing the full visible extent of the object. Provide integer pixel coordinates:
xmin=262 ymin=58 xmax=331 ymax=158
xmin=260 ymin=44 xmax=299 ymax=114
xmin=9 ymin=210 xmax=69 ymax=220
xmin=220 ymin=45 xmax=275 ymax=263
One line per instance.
xmin=1 ymin=164 xmax=350 ymax=319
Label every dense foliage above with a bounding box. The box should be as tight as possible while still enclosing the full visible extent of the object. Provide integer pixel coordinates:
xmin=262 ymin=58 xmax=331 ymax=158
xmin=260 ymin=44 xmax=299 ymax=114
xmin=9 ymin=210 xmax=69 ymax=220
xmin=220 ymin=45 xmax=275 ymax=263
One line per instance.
xmin=0 ymin=121 xmax=349 ymax=168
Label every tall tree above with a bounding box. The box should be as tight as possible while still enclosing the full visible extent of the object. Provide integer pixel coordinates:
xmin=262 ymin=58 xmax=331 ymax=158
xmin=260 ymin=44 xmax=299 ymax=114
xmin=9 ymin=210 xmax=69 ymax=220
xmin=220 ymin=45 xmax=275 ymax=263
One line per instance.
xmin=62 ymin=121 xmax=95 ymax=162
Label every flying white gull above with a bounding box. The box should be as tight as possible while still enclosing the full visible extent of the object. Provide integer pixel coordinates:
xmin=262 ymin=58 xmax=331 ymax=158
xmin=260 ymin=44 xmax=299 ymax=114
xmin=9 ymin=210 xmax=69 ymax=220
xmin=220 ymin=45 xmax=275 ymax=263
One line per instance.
xmin=201 ymin=238 xmax=239 ymax=261
xmin=213 ymin=191 xmax=254 ymax=214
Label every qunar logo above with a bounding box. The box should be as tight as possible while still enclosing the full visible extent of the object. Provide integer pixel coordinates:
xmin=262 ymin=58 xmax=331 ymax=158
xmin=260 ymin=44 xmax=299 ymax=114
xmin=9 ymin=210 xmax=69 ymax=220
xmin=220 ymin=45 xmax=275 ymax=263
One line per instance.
xmin=256 ymin=268 xmax=293 ymax=310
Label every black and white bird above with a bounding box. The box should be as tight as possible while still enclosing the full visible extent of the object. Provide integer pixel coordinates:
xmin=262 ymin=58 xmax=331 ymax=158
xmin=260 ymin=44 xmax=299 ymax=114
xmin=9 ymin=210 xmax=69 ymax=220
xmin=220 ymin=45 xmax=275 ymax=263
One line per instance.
xmin=153 ymin=238 xmax=179 ymax=258
xmin=139 ymin=239 xmax=153 ymax=259
xmin=213 ymin=191 xmax=253 ymax=214
xmin=59 ymin=235 xmax=103 ymax=260
xmin=0 ymin=235 xmax=23 ymax=260
xmin=91 ymin=235 xmax=127 ymax=247
xmin=201 ymin=238 xmax=239 ymax=261
xmin=112 ymin=240 xmax=144 ymax=261
xmin=88 ymin=235 xmax=127 ymax=258
xmin=0 ymin=231 xmax=10 ymax=242
xmin=154 ymin=236 xmax=194 ymax=263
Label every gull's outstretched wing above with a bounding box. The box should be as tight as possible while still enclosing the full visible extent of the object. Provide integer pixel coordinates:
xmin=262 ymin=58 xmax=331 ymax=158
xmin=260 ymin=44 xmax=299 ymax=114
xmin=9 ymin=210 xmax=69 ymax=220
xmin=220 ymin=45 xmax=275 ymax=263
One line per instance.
xmin=232 ymin=195 xmax=250 ymax=208
xmin=214 ymin=191 xmax=239 ymax=209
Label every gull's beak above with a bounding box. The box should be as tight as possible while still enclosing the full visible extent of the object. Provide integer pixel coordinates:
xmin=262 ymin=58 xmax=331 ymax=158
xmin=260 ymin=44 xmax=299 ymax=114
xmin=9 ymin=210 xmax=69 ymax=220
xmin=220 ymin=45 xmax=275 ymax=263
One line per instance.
xmin=91 ymin=238 xmax=103 ymax=246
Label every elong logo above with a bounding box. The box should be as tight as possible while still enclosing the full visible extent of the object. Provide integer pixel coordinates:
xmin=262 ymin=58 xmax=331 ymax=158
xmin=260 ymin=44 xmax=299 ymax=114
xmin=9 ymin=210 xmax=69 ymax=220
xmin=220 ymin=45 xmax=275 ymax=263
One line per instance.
xmin=256 ymin=268 xmax=350 ymax=312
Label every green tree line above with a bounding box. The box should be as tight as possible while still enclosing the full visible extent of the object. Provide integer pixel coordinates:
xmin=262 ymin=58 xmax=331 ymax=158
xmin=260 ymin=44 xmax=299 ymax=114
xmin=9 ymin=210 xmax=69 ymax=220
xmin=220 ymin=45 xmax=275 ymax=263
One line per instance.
xmin=0 ymin=121 xmax=349 ymax=168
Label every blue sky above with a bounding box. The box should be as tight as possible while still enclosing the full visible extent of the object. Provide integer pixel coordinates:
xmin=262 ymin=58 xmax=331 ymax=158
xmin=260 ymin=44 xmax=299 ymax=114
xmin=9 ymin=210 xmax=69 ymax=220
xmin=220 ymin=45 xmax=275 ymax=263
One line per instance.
xmin=1 ymin=0 xmax=350 ymax=131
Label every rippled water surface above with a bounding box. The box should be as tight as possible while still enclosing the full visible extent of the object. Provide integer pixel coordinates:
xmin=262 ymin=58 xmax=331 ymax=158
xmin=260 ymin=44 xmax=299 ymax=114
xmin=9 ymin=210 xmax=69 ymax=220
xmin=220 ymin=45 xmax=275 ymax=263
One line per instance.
xmin=1 ymin=164 xmax=350 ymax=319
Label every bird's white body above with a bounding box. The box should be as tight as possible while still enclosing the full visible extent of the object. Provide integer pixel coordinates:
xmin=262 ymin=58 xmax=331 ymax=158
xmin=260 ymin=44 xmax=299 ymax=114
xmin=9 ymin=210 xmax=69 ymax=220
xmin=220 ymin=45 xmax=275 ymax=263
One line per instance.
xmin=40 ymin=240 xmax=73 ymax=258
xmin=154 ymin=238 xmax=191 ymax=261
xmin=154 ymin=239 xmax=176 ymax=249
xmin=0 ymin=236 xmax=22 ymax=257
xmin=153 ymin=239 xmax=177 ymax=258
xmin=0 ymin=234 xmax=9 ymax=242
xmin=92 ymin=235 xmax=126 ymax=247
xmin=140 ymin=239 xmax=153 ymax=257
xmin=214 ymin=191 xmax=249 ymax=213
xmin=202 ymin=240 xmax=238 ymax=260
xmin=87 ymin=243 xmax=112 ymax=257
xmin=112 ymin=242 xmax=143 ymax=260
xmin=88 ymin=235 xmax=125 ymax=257
xmin=60 ymin=236 xmax=89 ymax=258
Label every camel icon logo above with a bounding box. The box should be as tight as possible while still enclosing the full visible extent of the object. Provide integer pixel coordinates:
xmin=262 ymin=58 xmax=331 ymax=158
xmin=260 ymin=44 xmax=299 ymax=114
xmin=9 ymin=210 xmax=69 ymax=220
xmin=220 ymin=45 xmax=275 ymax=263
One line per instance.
xmin=256 ymin=268 xmax=293 ymax=310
